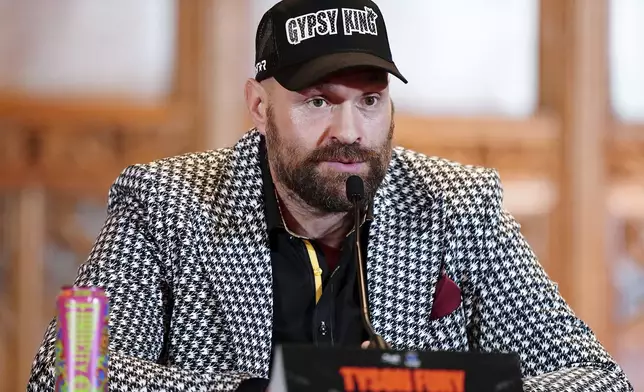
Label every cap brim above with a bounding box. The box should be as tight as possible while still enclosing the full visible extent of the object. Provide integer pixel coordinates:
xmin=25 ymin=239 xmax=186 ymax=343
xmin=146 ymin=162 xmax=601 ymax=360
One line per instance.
xmin=273 ymin=52 xmax=408 ymax=91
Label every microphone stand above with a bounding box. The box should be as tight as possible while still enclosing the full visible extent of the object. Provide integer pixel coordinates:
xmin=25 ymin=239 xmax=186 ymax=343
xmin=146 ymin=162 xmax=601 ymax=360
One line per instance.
xmin=352 ymin=198 xmax=391 ymax=350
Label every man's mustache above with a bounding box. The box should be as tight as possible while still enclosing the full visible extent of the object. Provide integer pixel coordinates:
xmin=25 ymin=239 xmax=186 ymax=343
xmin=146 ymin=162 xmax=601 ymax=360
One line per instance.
xmin=307 ymin=143 xmax=380 ymax=163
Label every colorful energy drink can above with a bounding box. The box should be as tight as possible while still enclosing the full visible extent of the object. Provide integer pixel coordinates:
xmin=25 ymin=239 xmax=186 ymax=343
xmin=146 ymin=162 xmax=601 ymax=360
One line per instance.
xmin=55 ymin=286 xmax=109 ymax=391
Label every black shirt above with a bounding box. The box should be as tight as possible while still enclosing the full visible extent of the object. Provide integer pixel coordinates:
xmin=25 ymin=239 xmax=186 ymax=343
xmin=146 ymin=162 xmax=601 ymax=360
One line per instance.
xmin=259 ymin=138 xmax=371 ymax=348
xmin=237 ymin=139 xmax=373 ymax=391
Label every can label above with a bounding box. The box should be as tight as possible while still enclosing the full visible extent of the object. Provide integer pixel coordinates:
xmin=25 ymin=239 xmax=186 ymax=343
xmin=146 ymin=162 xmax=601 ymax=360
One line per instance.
xmin=55 ymin=286 xmax=109 ymax=392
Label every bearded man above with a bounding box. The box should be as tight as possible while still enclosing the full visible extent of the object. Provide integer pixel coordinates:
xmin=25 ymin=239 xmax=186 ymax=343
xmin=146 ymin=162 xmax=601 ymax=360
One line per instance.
xmin=28 ymin=0 xmax=632 ymax=391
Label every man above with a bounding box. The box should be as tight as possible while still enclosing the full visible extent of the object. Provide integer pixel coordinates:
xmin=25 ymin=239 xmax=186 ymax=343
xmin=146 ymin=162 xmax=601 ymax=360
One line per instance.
xmin=28 ymin=0 xmax=632 ymax=391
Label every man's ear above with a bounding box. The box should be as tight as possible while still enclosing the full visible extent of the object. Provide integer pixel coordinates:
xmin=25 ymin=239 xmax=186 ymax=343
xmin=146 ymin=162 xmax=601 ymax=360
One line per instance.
xmin=245 ymin=78 xmax=269 ymax=135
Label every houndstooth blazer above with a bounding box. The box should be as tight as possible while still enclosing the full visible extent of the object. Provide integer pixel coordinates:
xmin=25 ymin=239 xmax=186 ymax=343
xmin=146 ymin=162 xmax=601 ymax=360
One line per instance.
xmin=28 ymin=129 xmax=632 ymax=392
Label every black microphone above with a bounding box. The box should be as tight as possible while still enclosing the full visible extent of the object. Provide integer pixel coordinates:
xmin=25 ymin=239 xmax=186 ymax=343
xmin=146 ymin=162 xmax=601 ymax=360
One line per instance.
xmin=346 ymin=175 xmax=391 ymax=350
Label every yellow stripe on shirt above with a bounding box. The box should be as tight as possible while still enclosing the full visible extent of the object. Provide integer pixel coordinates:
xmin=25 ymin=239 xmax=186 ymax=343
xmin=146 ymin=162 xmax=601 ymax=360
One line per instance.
xmin=303 ymin=239 xmax=323 ymax=303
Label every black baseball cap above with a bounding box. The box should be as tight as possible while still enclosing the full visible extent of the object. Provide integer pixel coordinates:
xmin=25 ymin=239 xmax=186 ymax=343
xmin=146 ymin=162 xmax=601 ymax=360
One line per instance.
xmin=254 ymin=0 xmax=407 ymax=91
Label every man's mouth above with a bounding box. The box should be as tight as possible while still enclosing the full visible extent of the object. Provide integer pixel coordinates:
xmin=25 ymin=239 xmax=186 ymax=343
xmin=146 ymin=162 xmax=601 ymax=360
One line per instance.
xmin=321 ymin=160 xmax=366 ymax=172
xmin=332 ymin=158 xmax=362 ymax=164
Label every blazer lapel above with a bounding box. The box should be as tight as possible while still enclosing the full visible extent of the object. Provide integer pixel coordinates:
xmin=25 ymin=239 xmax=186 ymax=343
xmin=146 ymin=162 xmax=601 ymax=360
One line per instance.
xmin=367 ymin=151 xmax=445 ymax=349
xmin=205 ymin=130 xmax=274 ymax=377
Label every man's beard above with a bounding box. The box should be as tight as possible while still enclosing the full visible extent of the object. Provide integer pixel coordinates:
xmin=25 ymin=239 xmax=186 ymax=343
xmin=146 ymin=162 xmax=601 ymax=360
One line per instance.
xmin=265 ymin=107 xmax=394 ymax=213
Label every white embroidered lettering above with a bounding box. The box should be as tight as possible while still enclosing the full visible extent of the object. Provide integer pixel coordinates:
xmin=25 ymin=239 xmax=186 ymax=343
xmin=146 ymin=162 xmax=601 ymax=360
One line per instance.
xmin=285 ymin=8 xmax=339 ymax=45
xmin=325 ymin=9 xmax=339 ymax=35
xmin=284 ymin=7 xmax=377 ymax=45
xmin=255 ymin=60 xmax=267 ymax=74
xmin=342 ymin=7 xmax=378 ymax=36
xmin=286 ymin=19 xmax=299 ymax=44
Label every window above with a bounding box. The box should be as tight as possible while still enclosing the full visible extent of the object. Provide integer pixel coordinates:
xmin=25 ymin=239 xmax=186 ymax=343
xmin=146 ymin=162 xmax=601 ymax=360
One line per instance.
xmin=0 ymin=0 xmax=177 ymax=102
xmin=609 ymin=0 xmax=644 ymax=123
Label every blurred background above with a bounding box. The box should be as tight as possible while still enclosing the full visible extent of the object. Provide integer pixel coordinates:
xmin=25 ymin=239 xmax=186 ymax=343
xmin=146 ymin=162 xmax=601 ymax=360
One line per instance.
xmin=0 ymin=0 xmax=643 ymax=390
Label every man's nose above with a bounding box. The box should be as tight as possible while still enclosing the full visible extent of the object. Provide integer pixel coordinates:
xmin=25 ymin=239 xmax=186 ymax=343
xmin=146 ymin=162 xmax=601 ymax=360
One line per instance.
xmin=328 ymin=105 xmax=361 ymax=145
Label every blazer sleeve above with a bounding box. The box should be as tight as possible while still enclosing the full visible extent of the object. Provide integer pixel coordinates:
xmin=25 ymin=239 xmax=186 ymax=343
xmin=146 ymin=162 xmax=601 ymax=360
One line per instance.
xmin=27 ymin=169 xmax=249 ymax=392
xmin=466 ymin=170 xmax=633 ymax=392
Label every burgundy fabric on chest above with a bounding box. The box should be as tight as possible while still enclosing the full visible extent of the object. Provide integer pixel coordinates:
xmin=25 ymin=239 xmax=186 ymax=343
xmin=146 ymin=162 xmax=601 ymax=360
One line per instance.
xmin=429 ymin=273 xmax=462 ymax=320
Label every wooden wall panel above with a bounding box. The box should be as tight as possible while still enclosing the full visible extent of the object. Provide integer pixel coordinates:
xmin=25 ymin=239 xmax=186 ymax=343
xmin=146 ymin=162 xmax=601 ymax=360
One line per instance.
xmin=0 ymin=196 xmax=8 ymax=392
xmin=540 ymin=0 xmax=613 ymax=348
xmin=609 ymin=217 xmax=644 ymax=387
xmin=201 ymin=0 xmax=253 ymax=150
xmin=6 ymin=190 xmax=46 ymax=389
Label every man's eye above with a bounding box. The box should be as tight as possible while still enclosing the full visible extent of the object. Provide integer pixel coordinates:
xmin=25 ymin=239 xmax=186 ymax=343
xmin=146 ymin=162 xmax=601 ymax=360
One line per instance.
xmin=308 ymin=98 xmax=328 ymax=108
xmin=364 ymin=96 xmax=379 ymax=106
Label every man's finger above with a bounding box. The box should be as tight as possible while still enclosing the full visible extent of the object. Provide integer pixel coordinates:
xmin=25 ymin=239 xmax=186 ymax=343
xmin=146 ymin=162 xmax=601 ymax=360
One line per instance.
xmin=361 ymin=341 xmax=370 ymax=349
